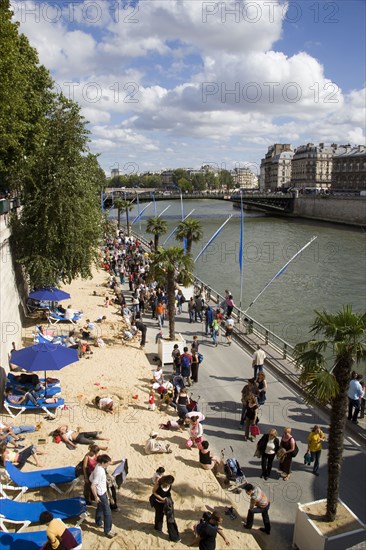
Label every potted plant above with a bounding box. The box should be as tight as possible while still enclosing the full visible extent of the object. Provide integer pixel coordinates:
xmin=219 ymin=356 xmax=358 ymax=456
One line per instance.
xmin=292 ymin=306 xmax=366 ymax=549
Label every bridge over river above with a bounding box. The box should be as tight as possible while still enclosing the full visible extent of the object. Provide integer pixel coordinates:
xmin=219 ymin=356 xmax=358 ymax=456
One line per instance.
xmin=103 ymin=189 xmax=295 ymax=214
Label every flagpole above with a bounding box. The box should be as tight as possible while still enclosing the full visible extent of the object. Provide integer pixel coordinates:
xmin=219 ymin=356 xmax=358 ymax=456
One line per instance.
xmin=245 ymin=235 xmax=318 ymax=312
xmin=163 ymin=209 xmax=195 ymax=245
xmin=194 ymin=215 xmax=232 ymax=263
xmin=158 ymin=205 xmax=171 ymax=218
xmin=137 ymin=193 xmax=141 ymax=231
xmin=239 ymin=190 xmax=244 ymax=309
xmin=131 ymin=202 xmax=152 ymax=225
xmin=180 ymin=192 xmax=184 ymax=221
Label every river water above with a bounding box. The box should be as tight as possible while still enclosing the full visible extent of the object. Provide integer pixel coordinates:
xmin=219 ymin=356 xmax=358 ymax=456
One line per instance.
xmin=111 ymin=199 xmax=366 ymax=347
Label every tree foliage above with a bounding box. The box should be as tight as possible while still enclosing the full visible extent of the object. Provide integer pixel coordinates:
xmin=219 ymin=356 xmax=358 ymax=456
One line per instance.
xmin=294 ymin=306 xmax=366 ymax=521
xmin=0 ymin=1 xmax=53 ymax=192
xmin=175 ymin=218 xmax=203 ymax=254
xmin=146 ymin=217 xmax=168 ymax=249
xmin=148 ymin=246 xmax=194 ymax=339
xmin=11 ymin=97 xmax=103 ymax=287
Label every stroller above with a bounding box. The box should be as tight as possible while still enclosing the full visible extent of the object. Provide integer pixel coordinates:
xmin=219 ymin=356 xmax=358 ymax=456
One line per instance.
xmin=222 ymin=446 xmax=246 ymax=488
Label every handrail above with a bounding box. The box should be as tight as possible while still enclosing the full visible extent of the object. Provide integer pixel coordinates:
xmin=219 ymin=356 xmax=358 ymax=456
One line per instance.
xmin=192 ymin=274 xmax=296 ymax=362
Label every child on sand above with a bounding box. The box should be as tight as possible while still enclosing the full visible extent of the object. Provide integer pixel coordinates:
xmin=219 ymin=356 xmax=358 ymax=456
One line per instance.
xmin=148 ymin=390 xmax=156 ymax=411
xmin=152 ymin=466 xmax=165 ymax=484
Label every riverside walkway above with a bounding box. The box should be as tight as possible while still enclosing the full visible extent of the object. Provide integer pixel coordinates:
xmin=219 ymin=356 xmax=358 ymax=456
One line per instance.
xmin=124 ymin=229 xmax=366 ymax=550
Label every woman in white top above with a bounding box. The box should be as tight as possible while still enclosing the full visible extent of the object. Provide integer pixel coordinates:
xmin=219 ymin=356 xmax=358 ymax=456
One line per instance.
xmin=256 ymin=428 xmax=280 ymax=480
xmin=54 ymin=425 xmax=109 ymax=449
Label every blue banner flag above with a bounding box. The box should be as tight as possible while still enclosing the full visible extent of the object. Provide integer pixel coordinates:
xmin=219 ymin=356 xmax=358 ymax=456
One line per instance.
xmin=194 ymin=215 xmax=232 ymax=263
xmin=132 ymin=202 xmax=152 ymax=225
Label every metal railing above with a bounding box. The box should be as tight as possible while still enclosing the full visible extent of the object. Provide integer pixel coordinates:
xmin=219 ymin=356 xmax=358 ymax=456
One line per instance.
xmin=192 ymin=275 xmax=296 ymax=362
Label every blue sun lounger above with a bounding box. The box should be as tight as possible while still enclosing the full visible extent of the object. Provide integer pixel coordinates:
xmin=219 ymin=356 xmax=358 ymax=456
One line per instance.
xmin=0 ymin=526 xmax=82 ymax=549
xmin=3 ymin=397 xmax=65 ymax=419
xmin=7 ymin=373 xmax=61 ymax=389
xmin=1 ymin=461 xmax=79 ymax=500
xmin=47 ymin=311 xmax=82 ymax=325
xmin=0 ymin=497 xmax=87 ymax=532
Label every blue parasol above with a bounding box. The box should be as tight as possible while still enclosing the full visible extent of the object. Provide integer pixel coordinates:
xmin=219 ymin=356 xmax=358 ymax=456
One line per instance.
xmin=28 ymin=287 xmax=71 ymax=302
xmin=10 ymin=343 xmax=78 ymax=372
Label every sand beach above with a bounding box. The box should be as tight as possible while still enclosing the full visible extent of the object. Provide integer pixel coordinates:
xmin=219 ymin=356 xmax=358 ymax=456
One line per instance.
xmin=5 ymin=266 xmax=260 ymax=550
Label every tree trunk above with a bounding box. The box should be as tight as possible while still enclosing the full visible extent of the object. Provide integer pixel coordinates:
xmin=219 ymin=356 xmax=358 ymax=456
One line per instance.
xmin=326 ymin=353 xmax=352 ymax=521
xmin=117 ymin=208 xmax=121 ymax=229
xmin=154 ymin=234 xmax=159 ymax=250
xmin=167 ymin=271 xmax=176 ymax=340
xmin=186 ymin=237 xmax=192 ymax=255
xmin=126 ymin=208 xmax=130 ymax=237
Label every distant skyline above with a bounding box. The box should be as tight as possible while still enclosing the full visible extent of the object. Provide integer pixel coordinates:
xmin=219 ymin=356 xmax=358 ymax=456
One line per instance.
xmin=13 ymin=0 xmax=366 ymax=174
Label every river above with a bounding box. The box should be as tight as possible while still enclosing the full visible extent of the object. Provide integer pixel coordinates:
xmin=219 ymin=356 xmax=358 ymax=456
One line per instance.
xmin=111 ymin=198 xmax=366 ymax=347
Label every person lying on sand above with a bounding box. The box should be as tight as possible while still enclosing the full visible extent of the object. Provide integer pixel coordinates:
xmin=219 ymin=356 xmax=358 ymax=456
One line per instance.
xmin=53 ymin=425 xmax=109 ymax=450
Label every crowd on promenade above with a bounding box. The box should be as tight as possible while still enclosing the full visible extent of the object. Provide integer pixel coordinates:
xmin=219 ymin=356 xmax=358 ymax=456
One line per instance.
xmin=1 ymin=226 xmax=364 ymax=548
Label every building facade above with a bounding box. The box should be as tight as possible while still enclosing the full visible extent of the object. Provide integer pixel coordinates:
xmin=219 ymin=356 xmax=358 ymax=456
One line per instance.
xmin=270 ymin=151 xmax=294 ymax=190
xmin=332 ymin=145 xmax=366 ymax=191
xmin=260 ymin=144 xmax=293 ymax=190
xmin=290 ymin=143 xmax=336 ymax=189
xmin=233 ymin=167 xmax=258 ymax=188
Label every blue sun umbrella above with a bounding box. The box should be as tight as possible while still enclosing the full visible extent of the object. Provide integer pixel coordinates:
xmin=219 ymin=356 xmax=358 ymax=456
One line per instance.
xmin=10 ymin=343 xmax=79 ymax=396
xmin=28 ymin=287 xmax=71 ymax=302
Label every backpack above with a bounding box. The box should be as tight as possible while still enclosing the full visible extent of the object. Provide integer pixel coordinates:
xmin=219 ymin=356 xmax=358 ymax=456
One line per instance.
xmin=291 ymin=439 xmax=299 ymax=458
xmin=197 ymin=353 xmax=204 ymax=364
xmin=180 ymin=295 xmax=186 ymax=304
xmin=180 ymin=354 xmax=191 ymax=370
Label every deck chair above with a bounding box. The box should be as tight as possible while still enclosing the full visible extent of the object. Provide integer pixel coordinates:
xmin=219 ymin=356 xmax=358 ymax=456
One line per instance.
xmin=0 ymin=526 xmax=82 ymax=549
xmin=1 ymin=461 xmax=79 ymax=499
xmin=7 ymin=373 xmax=60 ymax=389
xmin=47 ymin=311 xmax=82 ymax=326
xmin=3 ymin=397 xmax=64 ymax=419
xmin=0 ymin=496 xmax=87 ymax=532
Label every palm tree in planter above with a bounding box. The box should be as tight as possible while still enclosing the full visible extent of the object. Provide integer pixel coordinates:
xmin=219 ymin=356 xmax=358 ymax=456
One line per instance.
xmin=114 ymin=198 xmax=133 ymax=235
xmin=294 ymin=306 xmax=366 ymax=521
xmin=175 ymin=218 xmax=203 ymax=254
xmin=146 ymin=217 xmax=168 ymax=250
xmin=148 ymin=246 xmax=194 ymax=339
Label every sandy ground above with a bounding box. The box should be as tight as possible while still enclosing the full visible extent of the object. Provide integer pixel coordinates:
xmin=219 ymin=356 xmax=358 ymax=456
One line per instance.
xmin=4 ymin=267 xmax=260 ymax=550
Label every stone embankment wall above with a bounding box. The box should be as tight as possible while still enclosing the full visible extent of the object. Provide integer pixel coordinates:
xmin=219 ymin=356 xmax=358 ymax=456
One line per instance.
xmin=292 ymin=196 xmax=366 ymax=226
xmin=0 ymin=213 xmax=25 ymax=368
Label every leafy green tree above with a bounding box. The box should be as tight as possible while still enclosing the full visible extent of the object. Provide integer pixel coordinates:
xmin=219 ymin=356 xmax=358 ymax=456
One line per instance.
xmin=11 ymin=96 xmax=103 ymax=287
xmin=219 ymin=169 xmax=234 ymax=190
xmin=142 ymin=174 xmax=162 ymax=188
xmin=148 ymin=246 xmax=194 ymax=339
xmin=110 ymin=175 xmax=129 ymax=188
xmin=173 ymin=168 xmax=188 ymax=184
xmin=146 ymin=217 xmax=168 ymax=249
xmin=0 ymin=0 xmax=53 ymax=192
xmin=204 ymin=171 xmax=218 ymax=190
xmin=114 ymin=198 xmax=133 ymax=235
xmin=175 ymin=218 xmax=203 ymax=254
xmin=294 ymin=306 xmax=366 ymax=521
xmin=177 ymin=177 xmax=192 ymax=193
xmin=191 ymin=173 xmax=206 ymax=192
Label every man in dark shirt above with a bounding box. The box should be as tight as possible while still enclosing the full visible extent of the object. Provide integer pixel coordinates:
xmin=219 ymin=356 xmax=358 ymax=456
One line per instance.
xmin=135 ymin=319 xmax=147 ymax=349
xmin=197 ymin=512 xmax=229 ymax=549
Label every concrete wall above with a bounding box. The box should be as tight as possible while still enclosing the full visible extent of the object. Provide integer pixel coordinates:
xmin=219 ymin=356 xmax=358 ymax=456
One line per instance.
xmin=292 ymin=196 xmax=366 ymax=226
xmin=0 ymin=212 xmax=26 ymax=369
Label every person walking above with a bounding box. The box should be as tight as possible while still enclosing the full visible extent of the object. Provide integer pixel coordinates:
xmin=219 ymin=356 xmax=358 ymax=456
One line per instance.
xmin=244 ymin=396 xmax=259 ymax=442
xmin=256 ymin=429 xmax=280 ymax=480
xmin=307 ymin=425 xmax=325 ymax=476
xmin=191 ymin=350 xmax=200 ymax=384
xmin=239 ymin=379 xmax=258 ymax=426
xmin=188 ymin=298 xmax=195 ymax=323
xmin=243 ymin=483 xmax=271 ymax=535
xmin=252 ymin=345 xmax=266 ymax=380
xmin=279 ymin=427 xmax=296 ymax=481
xmin=151 ymin=475 xmax=180 ymax=542
xmin=225 ymin=294 xmax=235 ymax=318
xmin=256 ymin=373 xmax=267 ymax=405
xmin=180 ymin=347 xmax=192 ymax=387
xmin=90 ymin=454 xmax=116 ymax=539
xmin=224 ymin=316 xmax=234 ymax=345
xmin=212 ymin=318 xmax=220 ymax=347
xmin=204 ymin=305 xmax=214 ymax=336
xmin=348 ymin=371 xmax=364 ymax=424
xmin=171 ymin=344 xmax=181 ymax=374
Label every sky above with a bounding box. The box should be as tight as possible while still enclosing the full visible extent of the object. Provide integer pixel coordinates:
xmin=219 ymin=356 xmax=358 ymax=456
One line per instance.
xmin=12 ymin=0 xmax=366 ymax=175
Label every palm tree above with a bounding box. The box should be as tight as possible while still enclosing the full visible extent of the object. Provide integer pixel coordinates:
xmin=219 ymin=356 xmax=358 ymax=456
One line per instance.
xmin=114 ymin=198 xmax=133 ymax=235
xmin=148 ymin=246 xmax=194 ymax=339
xmin=146 ymin=217 xmax=168 ymax=250
xmin=175 ymin=218 xmax=203 ymax=254
xmin=294 ymin=306 xmax=366 ymax=522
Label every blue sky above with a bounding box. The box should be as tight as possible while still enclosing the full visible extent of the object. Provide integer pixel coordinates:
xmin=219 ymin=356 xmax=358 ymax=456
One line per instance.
xmin=13 ymin=0 xmax=366 ymax=174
